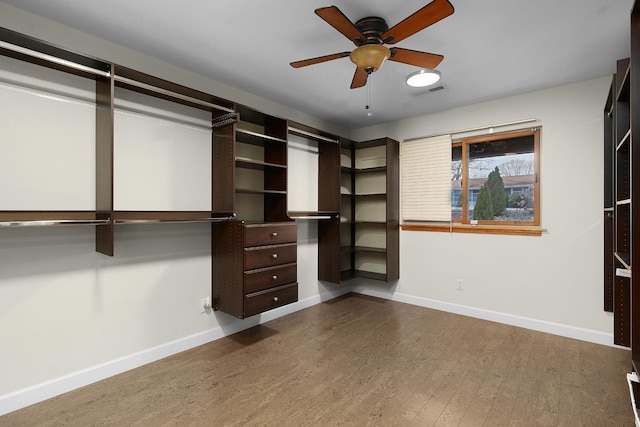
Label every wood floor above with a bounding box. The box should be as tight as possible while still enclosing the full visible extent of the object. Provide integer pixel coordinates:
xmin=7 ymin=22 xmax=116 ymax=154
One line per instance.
xmin=1 ymin=293 xmax=633 ymax=426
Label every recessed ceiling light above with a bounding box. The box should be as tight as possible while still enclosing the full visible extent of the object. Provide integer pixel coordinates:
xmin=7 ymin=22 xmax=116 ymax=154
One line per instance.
xmin=406 ymin=69 xmax=441 ymax=88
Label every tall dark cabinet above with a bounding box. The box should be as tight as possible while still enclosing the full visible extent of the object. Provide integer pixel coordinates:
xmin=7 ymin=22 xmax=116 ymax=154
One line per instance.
xmin=631 ymin=1 xmax=640 ymax=371
xmin=605 ymin=58 xmax=632 ymax=347
xmin=603 ymin=2 xmax=640 ymax=361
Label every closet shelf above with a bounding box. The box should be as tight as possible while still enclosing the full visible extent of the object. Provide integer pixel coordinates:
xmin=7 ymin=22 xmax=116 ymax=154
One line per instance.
xmin=617 ymin=129 xmax=631 ymax=150
xmin=236 ymin=188 xmax=287 ymax=195
xmin=341 ymin=245 xmax=387 ymax=254
xmin=354 ymin=166 xmax=387 ymax=174
xmin=340 ymin=269 xmax=387 ymax=282
xmin=112 ymin=65 xmax=234 ymax=114
xmin=615 ymin=252 xmax=632 ymax=270
xmin=355 ymin=193 xmax=387 ymax=198
xmin=616 ymin=63 xmax=631 ymax=102
xmin=0 ymin=27 xmax=111 ymax=79
xmin=236 ymin=128 xmax=287 ymax=146
xmin=288 ymin=211 xmax=338 ymax=220
xmin=235 ymin=157 xmax=286 ymax=170
xmin=287 ymin=126 xmax=339 ymax=144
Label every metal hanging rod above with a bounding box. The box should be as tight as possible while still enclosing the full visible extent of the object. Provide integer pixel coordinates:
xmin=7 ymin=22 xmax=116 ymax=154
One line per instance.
xmin=114 ymin=75 xmax=235 ymax=113
xmin=114 ymin=104 xmax=213 ymax=131
xmin=403 ymin=118 xmax=538 ymax=142
xmin=0 ymin=219 xmax=111 ymax=228
xmin=0 ymin=40 xmax=111 ymax=78
xmin=289 ymin=215 xmax=334 ymax=220
xmin=113 ymin=215 xmax=235 ymax=225
xmin=288 ymin=126 xmax=339 ymax=144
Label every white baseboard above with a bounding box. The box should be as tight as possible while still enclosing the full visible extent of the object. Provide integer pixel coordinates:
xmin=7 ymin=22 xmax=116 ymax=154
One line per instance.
xmin=0 ymin=285 xmax=352 ymax=416
xmin=351 ymin=285 xmax=618 ymax=348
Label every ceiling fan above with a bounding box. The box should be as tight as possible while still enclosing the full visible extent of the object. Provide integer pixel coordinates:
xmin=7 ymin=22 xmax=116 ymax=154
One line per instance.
xmin=290 ymin=0 xmax=455 ymax=89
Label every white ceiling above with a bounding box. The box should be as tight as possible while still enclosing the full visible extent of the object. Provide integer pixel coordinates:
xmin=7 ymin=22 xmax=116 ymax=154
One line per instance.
xmin=2 ymin=0 xmax=634 ymax=128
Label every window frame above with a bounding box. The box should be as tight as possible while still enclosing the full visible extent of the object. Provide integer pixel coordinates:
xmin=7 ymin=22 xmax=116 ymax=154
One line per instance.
xmin=455 ymin=128 xmax=541 ymax=227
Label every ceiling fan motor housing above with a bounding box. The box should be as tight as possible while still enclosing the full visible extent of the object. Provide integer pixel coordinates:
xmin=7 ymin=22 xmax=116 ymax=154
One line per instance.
xmin=354 ymin=16 xmax=389 ymax=44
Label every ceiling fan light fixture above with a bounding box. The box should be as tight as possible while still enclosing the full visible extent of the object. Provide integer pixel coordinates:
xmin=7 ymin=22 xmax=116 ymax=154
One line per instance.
xmin=406 ymin=69 xmax=441 ymax=87
xmin=349 ymin=44 xmax=391 ymax=72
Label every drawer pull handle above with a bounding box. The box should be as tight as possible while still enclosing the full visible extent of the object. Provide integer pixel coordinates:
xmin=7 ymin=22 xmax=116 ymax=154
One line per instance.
xmin=271 ymin=232 xmax=278 ymax=237
xmin=273 ymin=296 xmax=279 ymax=302
xmin=272 ymin=275 xmax=278 ymax=280
xmin=272 ymin=253 xmax=278 ymax=259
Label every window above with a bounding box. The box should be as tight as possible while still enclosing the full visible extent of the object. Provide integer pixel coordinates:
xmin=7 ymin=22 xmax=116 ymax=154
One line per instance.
xmin=453 ymin=128 xmax=540 ymax=226
xmin=401 ymin=127 xmax=542 ymax=235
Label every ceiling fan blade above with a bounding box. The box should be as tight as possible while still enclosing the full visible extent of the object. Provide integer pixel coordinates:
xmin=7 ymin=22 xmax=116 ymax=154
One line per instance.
xmin=388 ymin=47 xmax=444 ymax=69
xmin=315 ymin=6 xmax=365 ymax=46
xmin=350 ymin=67 xmax=369 ymax=89
xmin=382 ymin=0 xmax=454 ymax=44
xmin=290 ymin=52 xmax=351 ymax=68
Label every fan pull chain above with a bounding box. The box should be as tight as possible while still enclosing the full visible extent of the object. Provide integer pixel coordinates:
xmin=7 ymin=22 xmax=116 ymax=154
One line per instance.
xmin=365 ymin=73 xmax=373 ymax=117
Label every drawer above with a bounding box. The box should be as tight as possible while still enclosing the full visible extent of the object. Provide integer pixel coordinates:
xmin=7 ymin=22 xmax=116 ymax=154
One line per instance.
xmin=243 ymin=222 xmax=297 ymax=247
xmin=244 ymin=283 xmax=298 ymax=318
xmin=244 ymin=263 xmax=297 ymax=294
xmin=244 ymin=243 xmax=297 ymax=271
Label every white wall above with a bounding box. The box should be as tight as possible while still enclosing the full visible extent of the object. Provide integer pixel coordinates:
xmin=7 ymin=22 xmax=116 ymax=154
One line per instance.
xmin=351 ymin=76 xmax=616 ymax=343
xmin=0 ymin=3 xmax=348 ymax=415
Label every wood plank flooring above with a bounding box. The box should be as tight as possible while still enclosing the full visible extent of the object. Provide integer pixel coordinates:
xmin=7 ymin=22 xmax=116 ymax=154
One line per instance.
xmin=1 ymin=293 xmax=633 ymax=426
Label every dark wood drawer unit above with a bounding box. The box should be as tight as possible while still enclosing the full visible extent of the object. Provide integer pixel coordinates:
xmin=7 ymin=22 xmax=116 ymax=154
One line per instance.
xmin=213 ymin=220 xmax=297 ymax=318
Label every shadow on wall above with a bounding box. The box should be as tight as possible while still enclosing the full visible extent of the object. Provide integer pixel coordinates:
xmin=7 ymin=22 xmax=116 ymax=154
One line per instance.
xmin=0 ymin=223 xmax=211 ymax=280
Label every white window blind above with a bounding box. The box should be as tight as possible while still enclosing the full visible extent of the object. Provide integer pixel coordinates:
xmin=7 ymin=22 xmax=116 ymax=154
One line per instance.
xmin=401 ymin=134 xmax=452 ymax=222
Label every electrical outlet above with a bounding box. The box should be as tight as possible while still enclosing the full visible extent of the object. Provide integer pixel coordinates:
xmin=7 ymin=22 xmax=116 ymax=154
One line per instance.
xmin=200 ymin=296 xmax=211 ymax=313
xmin=456 ymin=279 xmax=464 ymax=290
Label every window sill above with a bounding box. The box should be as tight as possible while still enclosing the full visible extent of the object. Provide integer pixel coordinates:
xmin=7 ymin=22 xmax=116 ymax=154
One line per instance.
xmin=401 ymin=223 xmax=547 ymax=236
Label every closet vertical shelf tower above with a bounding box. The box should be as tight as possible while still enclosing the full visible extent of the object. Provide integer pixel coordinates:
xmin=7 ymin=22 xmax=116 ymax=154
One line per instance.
xmin=605 ymin=58 xmax=632 ymax=347
xmin=212 ymin=105 xmax=298 ymax=318
xmin=632 ymin=1 xmax=640 ymax=372
xmin=318 ymin=137 xmax=399 ymax=283
xmin=603 ymin=2 xmax=639 ymax=361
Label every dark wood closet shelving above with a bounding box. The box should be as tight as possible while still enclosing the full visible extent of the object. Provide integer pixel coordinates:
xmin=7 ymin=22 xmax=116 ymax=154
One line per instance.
xmin=0 ymin=28 xmax=113 ymax=234
xmin=0 ymin=26 xmax=237 ymax=257
xmin=318 ymin=137 xmax=399 ymax=284
xmin=236 ymin=128 xmax=287 ymax=145
xmin=213 ymin=106 xmax=297 ymax=318
xmin=235 ymin=158 xmax=287 ymax=171
xmin=286 ymin=120 xmax=341 ymax=219
xmin=631 ymin=2 xmax=640 ymax=373
xmin=603 ymin=2 xmax=639 ymax=359
xmin=1 ymin=25 xmax=401 ymax=318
